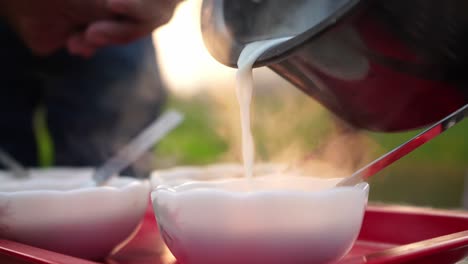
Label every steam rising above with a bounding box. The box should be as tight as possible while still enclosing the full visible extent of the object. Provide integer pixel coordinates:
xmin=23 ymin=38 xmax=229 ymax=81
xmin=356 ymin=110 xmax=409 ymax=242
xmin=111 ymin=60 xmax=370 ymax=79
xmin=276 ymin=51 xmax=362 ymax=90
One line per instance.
xmin=211 ymin=67 xmax=378 ymax=178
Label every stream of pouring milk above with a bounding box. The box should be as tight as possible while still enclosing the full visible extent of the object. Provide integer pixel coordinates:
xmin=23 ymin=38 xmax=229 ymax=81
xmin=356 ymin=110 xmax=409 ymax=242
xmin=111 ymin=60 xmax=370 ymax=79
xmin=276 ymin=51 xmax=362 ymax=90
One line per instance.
xmin=236 ymin=37 xmax=292 ymax=179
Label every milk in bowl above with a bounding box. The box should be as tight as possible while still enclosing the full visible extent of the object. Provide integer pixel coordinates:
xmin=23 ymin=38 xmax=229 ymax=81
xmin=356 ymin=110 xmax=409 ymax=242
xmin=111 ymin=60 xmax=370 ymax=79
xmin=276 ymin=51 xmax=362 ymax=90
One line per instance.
xmin=151 ymin=170 xmax=368 ymax=264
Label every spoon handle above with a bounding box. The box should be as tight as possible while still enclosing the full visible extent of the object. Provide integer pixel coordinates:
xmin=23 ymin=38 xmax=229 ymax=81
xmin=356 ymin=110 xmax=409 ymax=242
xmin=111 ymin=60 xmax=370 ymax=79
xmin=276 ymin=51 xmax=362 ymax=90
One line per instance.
xmin=92 ymin=110 xmax=184 ymax=186
xmin=337 ymin=104 xmax=467 ymax=187
xmin=0 ymin=148 xmax=29 ymax=178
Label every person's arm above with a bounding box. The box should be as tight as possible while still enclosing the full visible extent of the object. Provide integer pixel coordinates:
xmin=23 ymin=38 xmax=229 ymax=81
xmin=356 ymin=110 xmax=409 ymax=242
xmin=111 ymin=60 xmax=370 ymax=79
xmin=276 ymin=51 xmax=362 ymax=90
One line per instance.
xmin=0 ymin=0 xmax=110 ymax=56
xmin=67 ymin=0 xmax=182 ymax=56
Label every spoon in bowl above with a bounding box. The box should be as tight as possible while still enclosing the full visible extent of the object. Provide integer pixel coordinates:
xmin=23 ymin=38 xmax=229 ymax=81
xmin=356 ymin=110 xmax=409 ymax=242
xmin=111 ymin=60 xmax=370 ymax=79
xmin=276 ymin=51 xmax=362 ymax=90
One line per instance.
xmin=0 ymin=147 xmax=29 ymax=178
xmin=337 ymin=104 xmax=467 ymax=187
xmin=91 ymin=110 xmax=184 ymax=186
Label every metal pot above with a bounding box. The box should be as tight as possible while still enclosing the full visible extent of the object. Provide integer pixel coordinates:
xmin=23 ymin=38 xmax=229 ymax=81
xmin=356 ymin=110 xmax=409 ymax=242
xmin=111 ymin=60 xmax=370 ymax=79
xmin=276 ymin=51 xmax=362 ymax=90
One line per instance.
xmin=201 ymin=0 xmax=468 ymax=131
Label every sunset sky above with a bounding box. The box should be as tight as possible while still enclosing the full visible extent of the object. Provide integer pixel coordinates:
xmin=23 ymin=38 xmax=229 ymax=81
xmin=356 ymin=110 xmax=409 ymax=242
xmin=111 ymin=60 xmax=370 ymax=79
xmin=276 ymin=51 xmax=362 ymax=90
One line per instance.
xmin=153 ymin=0 xmax=236 ymax=96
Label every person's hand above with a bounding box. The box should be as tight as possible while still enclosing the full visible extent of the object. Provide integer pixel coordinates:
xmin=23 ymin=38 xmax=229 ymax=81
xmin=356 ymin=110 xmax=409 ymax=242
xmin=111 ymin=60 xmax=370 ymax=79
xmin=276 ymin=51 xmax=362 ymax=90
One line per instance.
xmin=1 ymin=0 xmax=112 ymax=56
xmin=67 ymin=0 xmax=182 ymax=56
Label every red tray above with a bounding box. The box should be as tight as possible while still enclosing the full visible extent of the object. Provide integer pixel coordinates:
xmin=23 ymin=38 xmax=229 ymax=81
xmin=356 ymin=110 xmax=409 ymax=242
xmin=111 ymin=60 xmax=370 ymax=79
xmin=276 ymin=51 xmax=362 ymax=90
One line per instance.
xmin=1 ymin=204 xmax=468 ymax=264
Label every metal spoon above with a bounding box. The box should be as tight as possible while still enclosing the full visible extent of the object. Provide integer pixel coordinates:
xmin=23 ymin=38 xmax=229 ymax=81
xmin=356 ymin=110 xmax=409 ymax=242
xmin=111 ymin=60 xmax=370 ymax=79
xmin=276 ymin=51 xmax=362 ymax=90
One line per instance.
xmin=92 ymin=110 xmax=184 ymax=186
xmin=337 ymin=104 xmax=467 ymax=187
xmin=0 ymin=148 xmax=29 ymax=178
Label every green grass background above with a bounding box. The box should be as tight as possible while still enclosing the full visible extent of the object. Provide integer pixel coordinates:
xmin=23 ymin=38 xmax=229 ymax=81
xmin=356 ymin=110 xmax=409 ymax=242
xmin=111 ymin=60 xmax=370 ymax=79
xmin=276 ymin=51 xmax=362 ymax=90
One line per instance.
xmin=36 ymin=87 xmax=467 ymax=209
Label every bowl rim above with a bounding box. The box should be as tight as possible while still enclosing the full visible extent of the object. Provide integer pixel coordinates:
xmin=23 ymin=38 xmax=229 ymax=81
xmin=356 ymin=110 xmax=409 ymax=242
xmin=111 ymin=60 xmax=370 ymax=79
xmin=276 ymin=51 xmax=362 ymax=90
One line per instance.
xmin=151 ymin=178 xmax=369 ymax=200
xmin=0 ymin=167 xmax=149 ymax=196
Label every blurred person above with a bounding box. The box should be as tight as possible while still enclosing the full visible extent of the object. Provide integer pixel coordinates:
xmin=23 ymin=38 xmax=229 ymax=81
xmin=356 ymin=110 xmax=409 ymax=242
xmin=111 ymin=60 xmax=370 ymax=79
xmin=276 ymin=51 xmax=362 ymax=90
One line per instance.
xmin=0 ymin=0 xmax=181 ymax=176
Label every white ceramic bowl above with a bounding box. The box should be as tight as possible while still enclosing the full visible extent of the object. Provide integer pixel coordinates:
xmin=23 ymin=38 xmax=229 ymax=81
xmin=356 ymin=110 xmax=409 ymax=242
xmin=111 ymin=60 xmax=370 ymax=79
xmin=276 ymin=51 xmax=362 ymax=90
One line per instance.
xmin=0 ymin=168 xmax=150 ymax=260
xmin=150 ymin=164 xmax=369 ymax=264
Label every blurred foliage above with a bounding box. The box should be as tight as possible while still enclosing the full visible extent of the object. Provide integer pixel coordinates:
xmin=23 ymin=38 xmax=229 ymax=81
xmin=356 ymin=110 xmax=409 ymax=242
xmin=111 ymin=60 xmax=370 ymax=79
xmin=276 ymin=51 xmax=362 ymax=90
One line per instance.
xmin=153 ymin=93 xmax=228 ymax=167
xmin=34 ymin=107 xmax=54 ymax=167
xmin=155 ymin=87 xmax=467 ymax=209
xmin=36 ymin=74 xmax=467 ymax=209
xmin=367 ymin=121 xmax=468 ymax=208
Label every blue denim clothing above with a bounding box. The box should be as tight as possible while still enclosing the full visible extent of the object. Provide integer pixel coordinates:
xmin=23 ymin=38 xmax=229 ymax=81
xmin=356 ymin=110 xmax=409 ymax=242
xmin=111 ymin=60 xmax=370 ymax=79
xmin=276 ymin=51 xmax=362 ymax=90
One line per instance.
xmin=0 ymin=23 xmax=166 ymax=176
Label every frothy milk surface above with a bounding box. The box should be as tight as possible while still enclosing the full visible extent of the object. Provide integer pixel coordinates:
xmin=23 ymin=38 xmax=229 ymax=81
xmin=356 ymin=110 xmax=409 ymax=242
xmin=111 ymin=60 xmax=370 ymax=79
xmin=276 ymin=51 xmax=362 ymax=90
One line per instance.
xmin=236 ymin=37 xmax=292 ymax=178
xmin=153 ymin=177 xmax=369 ymax=264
